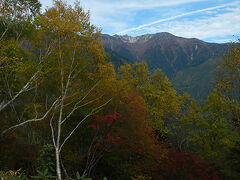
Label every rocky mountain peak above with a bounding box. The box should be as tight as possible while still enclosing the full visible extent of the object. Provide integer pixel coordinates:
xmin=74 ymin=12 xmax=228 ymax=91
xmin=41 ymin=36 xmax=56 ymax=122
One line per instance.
xmin=110 ymin=32 xmax=176 ymax=43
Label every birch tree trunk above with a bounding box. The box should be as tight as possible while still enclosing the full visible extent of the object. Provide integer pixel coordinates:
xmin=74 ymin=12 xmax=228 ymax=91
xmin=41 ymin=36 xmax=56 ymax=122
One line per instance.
xmin=2 ymin=1 xmax=109 ymax=179
xmin=56 ymin=148 xmax=62 ymax=180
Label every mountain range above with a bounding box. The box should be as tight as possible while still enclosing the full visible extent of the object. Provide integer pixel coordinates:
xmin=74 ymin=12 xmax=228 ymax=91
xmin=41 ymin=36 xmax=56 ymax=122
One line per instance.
xmin=101 ymin=32 xmax=228 ymax=100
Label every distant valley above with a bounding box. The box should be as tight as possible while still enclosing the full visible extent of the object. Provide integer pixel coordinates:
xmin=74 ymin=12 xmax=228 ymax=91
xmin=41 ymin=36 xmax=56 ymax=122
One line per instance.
xmin=101 ymin=32 xmax=228 ymax=100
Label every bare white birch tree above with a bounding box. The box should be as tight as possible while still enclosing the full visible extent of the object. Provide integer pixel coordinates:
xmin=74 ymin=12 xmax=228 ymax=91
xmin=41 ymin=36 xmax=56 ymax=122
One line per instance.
xmin=2 ymin=1 xmax=110 ymax=179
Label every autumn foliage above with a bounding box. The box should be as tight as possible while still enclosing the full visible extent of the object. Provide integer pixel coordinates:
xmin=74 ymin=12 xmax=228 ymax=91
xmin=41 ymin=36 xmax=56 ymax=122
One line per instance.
xmin=156 ymin=150 xmax=221 ymax=180
xmin=1 ymin=0 xmax=240 ymax=180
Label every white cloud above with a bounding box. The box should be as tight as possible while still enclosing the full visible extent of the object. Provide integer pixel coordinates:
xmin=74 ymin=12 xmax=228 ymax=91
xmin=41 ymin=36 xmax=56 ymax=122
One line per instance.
xmin=79 ymin=0 xmax=209 ymax=30
xmin=80 ymin=0 xmax=208 ymax=11
xmin=38 ymin=0 xmax=240 ymax=42
xmin=115 ymin=1 xmax=239 ymax=35
xmin=95 ymin=17 xmax=129 ymax=33
xmin=213 ymin=38 xmax=235 ymax=43
xmin=141 ymin=4 xmax=240 ymax=41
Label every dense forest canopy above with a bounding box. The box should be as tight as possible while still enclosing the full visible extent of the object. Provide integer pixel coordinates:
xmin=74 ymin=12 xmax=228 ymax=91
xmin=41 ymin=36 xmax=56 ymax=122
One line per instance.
xmin=0 ymin=0 xmax=240 ymax=180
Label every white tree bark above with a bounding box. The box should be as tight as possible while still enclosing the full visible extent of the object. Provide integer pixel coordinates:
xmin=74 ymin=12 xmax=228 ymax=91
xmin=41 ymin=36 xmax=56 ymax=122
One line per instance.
xmin=1 ymin=3 xmax=110 ymax=179
xmin=2 ymin=80 xmax=111 ymax=180
xmin=0 ymin=72 xmax=38 ymax=113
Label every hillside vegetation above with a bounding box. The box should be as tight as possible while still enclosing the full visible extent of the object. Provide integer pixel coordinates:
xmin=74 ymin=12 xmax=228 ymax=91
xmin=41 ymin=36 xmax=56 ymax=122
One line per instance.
xmin=0 ymin=0 xmax=240 ymax=180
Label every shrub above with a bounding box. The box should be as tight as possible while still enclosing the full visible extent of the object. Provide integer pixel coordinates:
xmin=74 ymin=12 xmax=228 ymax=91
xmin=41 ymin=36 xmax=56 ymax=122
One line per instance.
xmin=155 ymin=150 xmax=221 ymax=180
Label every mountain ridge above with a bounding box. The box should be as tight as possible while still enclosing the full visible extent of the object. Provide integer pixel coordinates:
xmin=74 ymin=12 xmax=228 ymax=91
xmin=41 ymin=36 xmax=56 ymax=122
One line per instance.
xmin=101 ymin=32 xmax=229 ymax=100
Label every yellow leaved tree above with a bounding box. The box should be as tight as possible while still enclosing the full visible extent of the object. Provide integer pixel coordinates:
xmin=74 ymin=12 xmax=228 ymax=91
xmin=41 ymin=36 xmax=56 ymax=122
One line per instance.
xmin=2 ymin=1 xmax=110 ymax=179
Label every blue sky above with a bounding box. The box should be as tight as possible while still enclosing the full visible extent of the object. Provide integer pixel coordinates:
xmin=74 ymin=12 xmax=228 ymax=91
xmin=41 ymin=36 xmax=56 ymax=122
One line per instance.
xmin=39 ymin=0 xmax=240 ymax=43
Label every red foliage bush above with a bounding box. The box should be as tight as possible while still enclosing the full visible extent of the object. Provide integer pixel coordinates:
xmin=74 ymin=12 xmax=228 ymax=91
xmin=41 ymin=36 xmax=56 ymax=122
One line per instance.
xmin=155 ymin=150 xmax=221 ymax=180
xmin=88 ymin=112 xmax=146 ymax=154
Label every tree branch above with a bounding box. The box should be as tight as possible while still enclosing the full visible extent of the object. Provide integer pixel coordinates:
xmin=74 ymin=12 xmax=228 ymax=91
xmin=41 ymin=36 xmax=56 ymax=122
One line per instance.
xmin=0 ymin=72 xmax=38 ymax=112
xmin=59 ymin=98 xmax=112 ymax=152
xmin=61 ymin=94 xmax=103 ymax=125
xmin=1 ymin=97 xmax=60 ymax=135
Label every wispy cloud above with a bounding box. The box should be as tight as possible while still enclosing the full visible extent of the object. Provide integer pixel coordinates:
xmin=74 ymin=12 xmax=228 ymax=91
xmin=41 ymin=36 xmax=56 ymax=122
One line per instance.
xmin=80 ymin=0 xmax=208 ymax=11
xmin=139 ymin=3 xmax=240 ymax=42
xmin=39 ymin=0 xmax=240 ymax=42
xmin=115 ymin=2 xmax=239 ymax=35
xmin=79 ymin=0 xmax=208 ymax=32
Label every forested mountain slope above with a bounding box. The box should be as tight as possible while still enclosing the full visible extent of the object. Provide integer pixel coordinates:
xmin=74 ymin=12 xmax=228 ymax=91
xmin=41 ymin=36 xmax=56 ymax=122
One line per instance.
xmin=101 ymin=33 xmax=228 ymax=100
